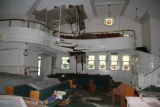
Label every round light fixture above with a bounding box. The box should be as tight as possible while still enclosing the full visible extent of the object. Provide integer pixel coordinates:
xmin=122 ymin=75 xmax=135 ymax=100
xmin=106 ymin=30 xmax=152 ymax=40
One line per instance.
xmin=104 ymin=17 xmax=114 ymax=26
xmin=23 ymin=42 xmax=28 ymax=56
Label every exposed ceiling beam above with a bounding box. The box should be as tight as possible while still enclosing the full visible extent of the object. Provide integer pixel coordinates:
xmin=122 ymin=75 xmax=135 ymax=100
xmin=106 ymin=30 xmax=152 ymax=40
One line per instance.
xmin=95 ymin=1 xmax=127 ymax=6
xmin=27 ymin=0 xmax=42 ymax=18
xmin=120 ymin=0 xmax=129 ymax=16
xmin=139 ymin=12 xmax=150 ymax=24
xmin=90 ymin=0 xmax=97 ymax=17
xmin=0 ymin=14 xmax=28 ymax=19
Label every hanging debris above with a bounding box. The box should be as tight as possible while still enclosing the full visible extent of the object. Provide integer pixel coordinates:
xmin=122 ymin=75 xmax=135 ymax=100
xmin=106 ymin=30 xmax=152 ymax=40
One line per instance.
xmin=32 ymin=5 xmax=87 ymax=31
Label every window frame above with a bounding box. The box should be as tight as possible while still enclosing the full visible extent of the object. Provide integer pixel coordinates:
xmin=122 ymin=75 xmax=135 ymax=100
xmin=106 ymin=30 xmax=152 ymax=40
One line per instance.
xmin=88 ymin=55 xmax=95 ymax=70
xmin=122 ymin=54 xmax=130 ymax=71
xmin=61 ymin=57 xmax=70 ymax=69
xmin=99 ymin=55 xmax=107 ymax=70
xmin=110 ymin=54 xmax=119 ymax=70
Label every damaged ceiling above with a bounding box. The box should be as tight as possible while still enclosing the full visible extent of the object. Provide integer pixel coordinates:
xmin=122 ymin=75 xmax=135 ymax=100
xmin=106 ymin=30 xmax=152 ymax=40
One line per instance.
xmin=36 ymin=0 xmax=128 ymax=19
xmin=32 ymin=0 xmax=129 ymax=31
xmin=33 ymin=4 xmax=87 ymax=31
xmin=0 ymin=0 xmax=160 ymax=22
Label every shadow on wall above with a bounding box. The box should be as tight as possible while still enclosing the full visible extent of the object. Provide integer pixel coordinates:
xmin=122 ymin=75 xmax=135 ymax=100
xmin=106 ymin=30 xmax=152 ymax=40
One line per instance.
xmin=136 ymin=47 xmax=149 ymax=53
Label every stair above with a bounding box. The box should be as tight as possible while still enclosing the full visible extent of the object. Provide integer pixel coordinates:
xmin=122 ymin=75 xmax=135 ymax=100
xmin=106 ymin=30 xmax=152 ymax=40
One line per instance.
xmin=139 ymin=66 xmax=160 ymax=90
xmin=156 ymin=71 xmax=160 ymax=87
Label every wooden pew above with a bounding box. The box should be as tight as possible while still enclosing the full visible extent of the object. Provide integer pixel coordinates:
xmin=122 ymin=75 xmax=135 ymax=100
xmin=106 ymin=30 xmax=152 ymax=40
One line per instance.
xmin=89 ymin=80 xmax=96 ymax=95
xmin=4 ymin=86 xmax=14 ymax=95
xmin=106 ymin=83 xmax=137 ymax=107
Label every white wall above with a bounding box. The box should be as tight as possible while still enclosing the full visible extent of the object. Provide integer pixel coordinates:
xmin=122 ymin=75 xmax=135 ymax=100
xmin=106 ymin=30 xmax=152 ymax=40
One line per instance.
xmin=0 ymin=49 xmax=38 ymax=75
xmin=40 ymin=55 xmax=52 ymax=78
xmin=25 ymin=50 xmax=38 ymax=71
xmin=141 ymin=13 xmax=160 ymax=56
xmin=150 ymin=16 xmax=160 ymax=56
xmin=0 ymin=49 xmax=24 ymax=74
xmin=141 ymin=13 xmax=151 ymax=52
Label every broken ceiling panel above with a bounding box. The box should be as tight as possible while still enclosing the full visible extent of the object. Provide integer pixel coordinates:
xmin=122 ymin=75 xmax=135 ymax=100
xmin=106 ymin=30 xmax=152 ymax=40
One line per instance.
xmin=33 ymin=4 xmax=87 ymax=31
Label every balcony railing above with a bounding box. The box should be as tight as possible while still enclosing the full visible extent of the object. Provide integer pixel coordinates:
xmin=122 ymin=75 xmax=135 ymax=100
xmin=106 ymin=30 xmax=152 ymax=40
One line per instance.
xmin=0 ymin=18 xmax=135 ymax=39
xmin=0 ymin=18 xmax=57 ymax=35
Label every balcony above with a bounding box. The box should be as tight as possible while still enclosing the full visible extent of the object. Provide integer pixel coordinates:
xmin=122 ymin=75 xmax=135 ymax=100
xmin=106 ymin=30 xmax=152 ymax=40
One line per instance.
xmin=0 ymin=19 xmax=136 ymax=52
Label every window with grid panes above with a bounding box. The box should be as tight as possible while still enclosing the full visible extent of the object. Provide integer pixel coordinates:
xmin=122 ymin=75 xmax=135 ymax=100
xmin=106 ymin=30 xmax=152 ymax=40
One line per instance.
xmin=110 ymin=54 xmax=119 ymax=70
xmin=122 ymin=55 xmax=130 ymax=71
xmin=99 ymin=55 xmax=106 ymax=70
xmin=61 ymin=57 xmax=70 ymax=69
xmin=88 ymin=55 xmax=95 ymax=69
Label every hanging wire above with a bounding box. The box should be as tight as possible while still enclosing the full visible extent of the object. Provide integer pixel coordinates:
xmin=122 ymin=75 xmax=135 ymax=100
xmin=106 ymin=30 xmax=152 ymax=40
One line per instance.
xmin=45 ymin=7 xmax=48 ymax=25
xmin=58 ymin=0 xmax=62 ymax=40
xmin=118 ymin=16 xmax=120 ymax=30
xmin=107 ymin=0 xmax=112 ymax=17
xmin=108 ymin=4 xmax=111 ymax=17
xmin=45 ymin=7 xmax=48 ymax=32
xmin=135 ymin=8 xmax=139 ymax=21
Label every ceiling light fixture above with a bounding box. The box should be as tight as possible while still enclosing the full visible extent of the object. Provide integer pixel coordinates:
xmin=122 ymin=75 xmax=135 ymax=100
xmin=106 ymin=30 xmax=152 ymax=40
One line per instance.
xmin=104 ymin=4 xmax=114 ymax=26
xmin=135 ymin=8 xmax=139 ymax=22
xmin=23 ymin=49 xmax=28 ymax=56
xmin=23 ymin=43 xmax=28 ymax=56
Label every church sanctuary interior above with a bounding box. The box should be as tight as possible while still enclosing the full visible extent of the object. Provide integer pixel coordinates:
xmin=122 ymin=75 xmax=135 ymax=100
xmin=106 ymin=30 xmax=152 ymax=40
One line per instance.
xmin=0 ymin=0 xmax=160 ymax=107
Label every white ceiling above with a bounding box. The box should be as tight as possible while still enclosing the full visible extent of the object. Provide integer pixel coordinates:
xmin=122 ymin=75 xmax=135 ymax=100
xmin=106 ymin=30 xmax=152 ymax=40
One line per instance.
xmin=94 ymin=0 xmax=127 ymax=17
xmin=0 ymin=0 xmax=160 ymax=20
xmin=125 ymin=0 xmax=160 ymax=20
xmin=0 ymin=0 xmax=35 ymax=15
xmin=95 ymin=4 xmax=126 ymax=17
